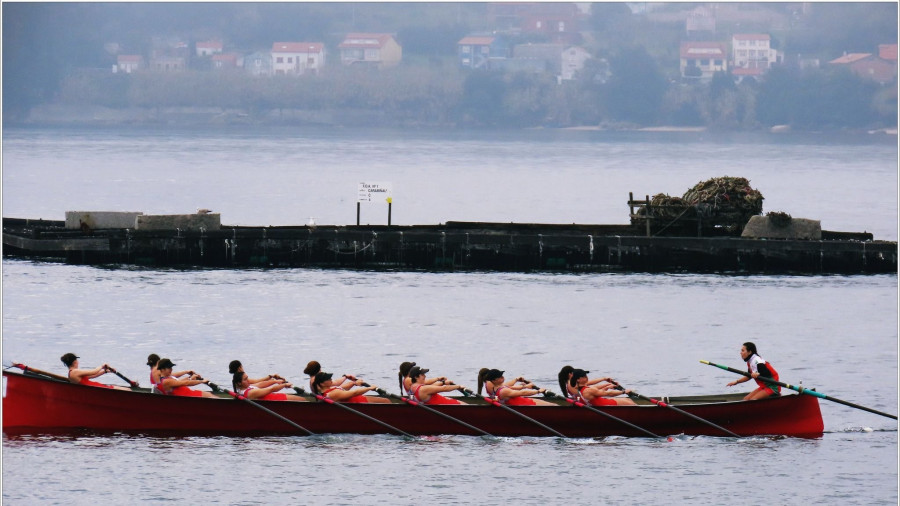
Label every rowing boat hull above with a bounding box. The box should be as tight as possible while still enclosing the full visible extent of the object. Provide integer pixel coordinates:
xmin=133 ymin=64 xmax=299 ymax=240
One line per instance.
xmin=2 ymin=371 xmax=824 ymax=437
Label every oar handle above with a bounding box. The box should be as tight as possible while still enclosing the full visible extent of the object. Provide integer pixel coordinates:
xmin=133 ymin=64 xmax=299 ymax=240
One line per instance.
xmin=105 ymin=365 xmax=140 ymax=388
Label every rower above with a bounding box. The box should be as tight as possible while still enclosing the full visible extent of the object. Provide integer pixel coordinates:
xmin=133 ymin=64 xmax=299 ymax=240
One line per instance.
xmin=312 ymin=371 xmax=390 ymax=403
xmin=232 ymin=372 xmax=307 ymax=401
xmin=229 ymin=359 xmax=282 ymax=385
xmin=479 ymin=368 xmax=553 ymax=406
xmin=61 ymin=353 xmax=130 ymax=391
xmin=571 ymin=369 xmax=635 ymax=406
xmin=156 ymin=358 xmax=217 ymax=398
xmin=147 ymin=353 xmax=195 ymax=393
xmin=408 ymin=366 xmax=466 ymax=405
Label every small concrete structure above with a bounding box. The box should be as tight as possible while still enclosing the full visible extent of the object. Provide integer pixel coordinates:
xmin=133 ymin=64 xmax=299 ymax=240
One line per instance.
xmin=741 ymin=215 xmax=822 ymax=240
xmin=135 ymin=213 xmax=221 ymax=231
xmin=66 ymin=211 xmax=143 ymax=230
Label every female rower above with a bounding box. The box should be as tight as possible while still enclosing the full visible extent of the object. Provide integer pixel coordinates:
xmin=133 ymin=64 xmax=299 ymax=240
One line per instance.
xmin=232 ymin=372 xmax=307 ymax=401
xmin=399 ymin=361 xmax=448 ymax=397
xmin=571 ymin=369 xmax=635 ymax=406
xmin=480 ymin=368 xmax=553 ymax=406
xmin=477 ymin=368 xmax=535 ymax=398
xmin=408 ymin=366 xmax=465 ymax=405
xmin=61 ymin=353 xmax=130 ymax=391
xmin=155 ymin=358 xmax=217 ymax=398
xmin=303 ymin=361 xmax=351 ymax=393
xmin=312 ymin=371 xmax=390 ymax=403
xmin=726 ymin=342 xmax=781 ymax=401
xmin=147 ymin=354 xmax=194 ymax=392
xmin=557 ymin=365 xmax=617 ymax=399
xmin=229 ymin=360 xmax=282 ymax=385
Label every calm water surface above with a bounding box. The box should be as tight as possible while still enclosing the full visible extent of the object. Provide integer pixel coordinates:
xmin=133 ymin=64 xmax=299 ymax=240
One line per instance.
xmin=2 ymin=128 xmax=897 ymax=504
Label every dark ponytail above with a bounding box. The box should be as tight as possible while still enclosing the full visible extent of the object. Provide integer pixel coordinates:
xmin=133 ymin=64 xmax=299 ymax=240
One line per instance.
xmin=477 ymin=368 xmax=489 ymax=396
xmin=232 ymin=372 xmax=245 ymax=393
xmin=558 ymin=365 xmax=574 ymax=397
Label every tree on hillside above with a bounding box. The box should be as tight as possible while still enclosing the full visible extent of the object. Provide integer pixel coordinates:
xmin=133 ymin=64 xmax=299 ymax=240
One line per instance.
xmin=603 ymin=45 xmax=667 ymax=125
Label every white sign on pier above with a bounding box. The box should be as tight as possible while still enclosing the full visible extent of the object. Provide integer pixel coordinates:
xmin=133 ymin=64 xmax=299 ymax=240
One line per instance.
xmin=357 ymin=182 xmax=393 ymax=203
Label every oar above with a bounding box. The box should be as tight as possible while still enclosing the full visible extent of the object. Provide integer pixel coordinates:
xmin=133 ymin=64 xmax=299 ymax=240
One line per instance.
xmin=563 ymin=396 xmax=666 ymax=439
xmin=611 ymin=382 xmax=740 ymax=438
xmin=104 ymin=365 xmax=140 ymax=388
xmin=701 ymin=360 xmax=898 ymax=420
xmin=461 ymin=388 xmax=568 ymax=438
xmin=373 ymin=387 xmax=495 ymax=437
xmin=224 ymin=386 xmax=314 ymax=435
xmin=9 ymin=362 xmax=69 ymax=382
xmin=295 ymin=386 xmax=414 ymax=438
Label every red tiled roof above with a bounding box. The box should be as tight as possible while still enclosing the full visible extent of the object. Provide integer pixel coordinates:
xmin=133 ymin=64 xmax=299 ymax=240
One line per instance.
xmin=680 ymin=42 xmax=727 ymax=59
xmin=878 ymin=44 xmax=897 ymax=61
xmin=732 ymin=34 xmax=770 ymax=41
xmin=458 ymin=36 xmax=495 ymax=46
xmin=338 ymin=33 xmax=394 ymax=49
xmin=829 ymin=53 xmax=872 ymax=65
xmin=272 ymin=42 xmax=324 ymax=53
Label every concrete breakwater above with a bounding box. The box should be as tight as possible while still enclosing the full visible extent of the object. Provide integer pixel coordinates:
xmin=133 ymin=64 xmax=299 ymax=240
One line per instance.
xmin=3 ymin=217 xmax=895 ymax=274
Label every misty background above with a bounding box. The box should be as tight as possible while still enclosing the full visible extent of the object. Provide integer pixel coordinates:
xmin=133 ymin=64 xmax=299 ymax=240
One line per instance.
xmin=2 ymin=2 xmax=897 ymax=130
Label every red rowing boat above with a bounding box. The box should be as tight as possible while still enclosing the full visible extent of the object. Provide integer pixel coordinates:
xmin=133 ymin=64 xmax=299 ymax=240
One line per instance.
xmin=2 ymin=370 xmax=824 ymax=437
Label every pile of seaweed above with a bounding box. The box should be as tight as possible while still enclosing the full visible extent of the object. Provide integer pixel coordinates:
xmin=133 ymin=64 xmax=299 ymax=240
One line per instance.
xmin=636 ymin=177 xmax=765 ymax=232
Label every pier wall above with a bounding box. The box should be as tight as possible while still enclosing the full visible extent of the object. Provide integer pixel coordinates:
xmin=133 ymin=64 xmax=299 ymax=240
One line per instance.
xmin=3 ymin=219 xmax=896 ymax=274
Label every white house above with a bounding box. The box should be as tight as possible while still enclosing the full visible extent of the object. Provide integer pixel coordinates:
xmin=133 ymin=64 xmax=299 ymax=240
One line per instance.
xmin=271 ymin=42 xmax=325 ymax=76
xmin=732 ymin=34 xmax=779 ymax=72
xmin=561 ymin=46 xmax=591 ymax=80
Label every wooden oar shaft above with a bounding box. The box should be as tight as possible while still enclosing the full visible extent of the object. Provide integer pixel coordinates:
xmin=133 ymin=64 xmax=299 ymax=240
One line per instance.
xmin=463 ymin=389 xmax=568 ymax=438
xmin=701 ymin=360 xmax=898 ymax=420
xmin=305 ymin=387 xmax=413 ymax=438
xmin=106 ymin=366 xmax=139 ymax=388
xmin=564 ymin=397 xmax=663 ymax=438
xmin=375 ymin=388 xmax=494 ymax=437
xmin=225 ymin=389 xmax=314 ymax=435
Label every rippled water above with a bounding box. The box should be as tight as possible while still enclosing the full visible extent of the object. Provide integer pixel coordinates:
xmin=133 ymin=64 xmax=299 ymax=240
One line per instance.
xmin=2 ymin=128 xmax=897 ymax=504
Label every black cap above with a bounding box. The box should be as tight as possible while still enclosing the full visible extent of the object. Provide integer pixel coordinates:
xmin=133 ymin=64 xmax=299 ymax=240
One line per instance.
xmin=60 ymin=353 xmax=79 ymax=367
xmin=408 ymin=366 xmax=429 ymax=378
xmin=313 ymin=371 xmax=333 ymax=385
xmin=157 ymin=358 xmax=176 ymax=370
xmin=147 ymin=354 xmax=160 ymax=366
xmin=484 ymin=369 xmax=504 ymax=381
xmin=228 ymin=360 xmax=242 ymax=374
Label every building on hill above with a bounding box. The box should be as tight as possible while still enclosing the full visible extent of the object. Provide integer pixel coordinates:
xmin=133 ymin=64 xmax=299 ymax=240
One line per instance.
xmin=272 ymin=42 xmax=325 ymax=76
xmin=732 ymin=34 xmax=780 ymax=73
xmin=114 ymin=54 xmax=143 ymax=74
xmin=196 ymin=40 xmax=223 ymax=57
xmin=829 ymin=51 xmax=896 ymax=85
xmin=338 ymin=33 xmax=402 ymax=68
xmin=458 ymin=35 xmax=509 ymax=70
xmin=245 ymin=51 xmax=273 ymax=77
xmin=680 ymin=41 xmax=727 ymax=79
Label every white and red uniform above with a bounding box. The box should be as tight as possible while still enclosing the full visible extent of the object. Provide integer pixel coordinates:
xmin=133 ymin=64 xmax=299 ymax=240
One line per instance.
xmin=747 ymin=354 xmax=780 ymax=395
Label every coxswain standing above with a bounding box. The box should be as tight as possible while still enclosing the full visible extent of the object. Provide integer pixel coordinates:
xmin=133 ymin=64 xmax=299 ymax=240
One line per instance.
xmin=61 ymin=353 xmax=131 ymax=391
xmin=727 ymin=342 xmax=781 ymax=401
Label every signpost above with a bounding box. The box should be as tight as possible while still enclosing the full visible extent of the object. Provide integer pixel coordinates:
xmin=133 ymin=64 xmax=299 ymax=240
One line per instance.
xmin=357 ymin=182 xmax=393 ymax=226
